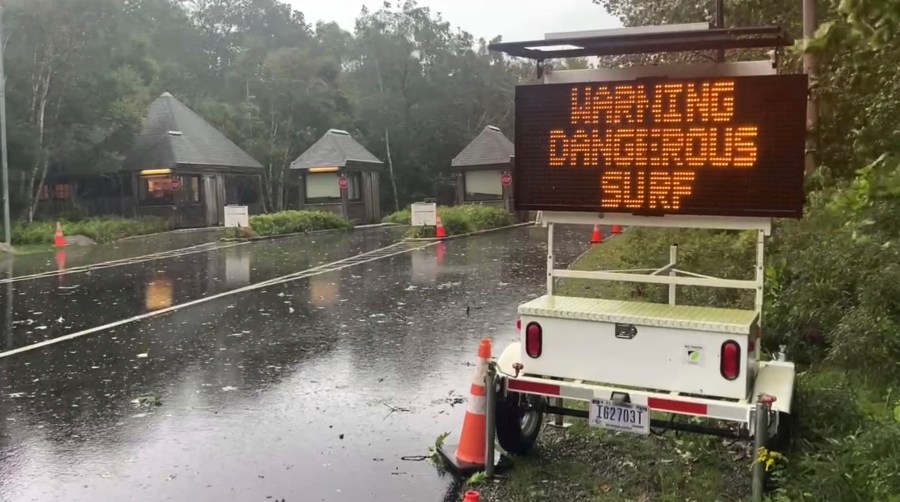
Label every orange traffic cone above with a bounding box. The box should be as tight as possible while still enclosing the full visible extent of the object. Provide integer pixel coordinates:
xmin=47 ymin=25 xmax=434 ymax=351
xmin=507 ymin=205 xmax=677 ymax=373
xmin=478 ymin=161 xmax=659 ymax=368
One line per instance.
xmin=435 ymin=214 xmax=447 ymax=240
xmin=438 ymin=338 xmax=494 ymax=474
xmin=590 ymin=224 xmax=603 ymax=244
xmin=455 ymin=338 xmax=491 ymax=464
xmin=463 ymin=491 xmax=480 ymax=502
xmin=611 ymin=224 xmax=623 ymax=235
xmin=54 ymin=222 xmax=67 ymax=247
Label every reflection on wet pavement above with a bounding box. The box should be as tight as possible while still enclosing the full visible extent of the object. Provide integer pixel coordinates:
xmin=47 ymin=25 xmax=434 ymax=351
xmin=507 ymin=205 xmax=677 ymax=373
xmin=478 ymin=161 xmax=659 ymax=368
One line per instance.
xmin=1 ymin=227 xmax=407 ymax=351
xmin=0 ymin=225 xmax=587 ymax=502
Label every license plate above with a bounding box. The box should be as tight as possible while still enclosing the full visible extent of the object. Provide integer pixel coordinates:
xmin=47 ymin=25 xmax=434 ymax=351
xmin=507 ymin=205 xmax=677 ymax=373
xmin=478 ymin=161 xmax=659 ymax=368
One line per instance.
xmin=588 ymin=399 xmax=650 ymax=435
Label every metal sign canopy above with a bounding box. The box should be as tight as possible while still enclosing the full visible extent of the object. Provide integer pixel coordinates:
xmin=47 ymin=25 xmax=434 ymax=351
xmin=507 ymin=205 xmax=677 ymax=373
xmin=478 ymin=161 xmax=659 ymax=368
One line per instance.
xmin=488 ymin=23 xmax=793 ymax=60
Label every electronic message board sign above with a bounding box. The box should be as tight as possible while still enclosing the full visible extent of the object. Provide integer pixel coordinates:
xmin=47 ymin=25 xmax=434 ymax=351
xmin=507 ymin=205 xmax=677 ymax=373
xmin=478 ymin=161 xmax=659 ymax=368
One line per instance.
xmin=514 ymin=74 xmax=808 ymax=217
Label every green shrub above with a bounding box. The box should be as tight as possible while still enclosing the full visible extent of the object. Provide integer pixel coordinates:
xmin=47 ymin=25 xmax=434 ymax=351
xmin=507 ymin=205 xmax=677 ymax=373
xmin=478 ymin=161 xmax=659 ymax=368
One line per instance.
xmin=404 ymin=205 xmax=513 ymax=238
xmin=249 ymin=210 xmax=351 ymax=236
xmin=382 ymin=208 xmax=410 ymax=224
xmin=12 ymin=217 xmax=168 ymax=245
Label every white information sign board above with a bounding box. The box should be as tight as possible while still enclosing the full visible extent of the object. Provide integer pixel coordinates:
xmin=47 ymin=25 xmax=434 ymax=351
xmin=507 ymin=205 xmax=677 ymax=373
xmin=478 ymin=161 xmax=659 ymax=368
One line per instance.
xmin=411 ymin=202 xmax=437 ymax=226
xmin=224 ymin=205 xmax=250 ymax=228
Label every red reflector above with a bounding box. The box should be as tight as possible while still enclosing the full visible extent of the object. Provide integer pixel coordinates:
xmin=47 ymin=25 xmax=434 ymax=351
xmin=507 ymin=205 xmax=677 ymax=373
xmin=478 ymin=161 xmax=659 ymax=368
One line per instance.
xmin=720 ymin=340 xmax=741 ymax=380
xmin=748 ymin=339 xmax=756 ymax=354
xmin=525 ymin=322 xmax=542 ymax=358
xmin=508 ymin=379 xmax=560 ymax=396
xmin=516 ymin=319 xmax=521 ymax=330
xmin=648 ymin=397 xmax=708 ymax=415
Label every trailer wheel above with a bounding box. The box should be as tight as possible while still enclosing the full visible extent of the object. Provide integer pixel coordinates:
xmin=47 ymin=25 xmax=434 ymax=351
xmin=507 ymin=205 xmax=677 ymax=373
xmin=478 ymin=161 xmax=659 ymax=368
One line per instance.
xmin=495 ymin=391 xmax=545 ymax=455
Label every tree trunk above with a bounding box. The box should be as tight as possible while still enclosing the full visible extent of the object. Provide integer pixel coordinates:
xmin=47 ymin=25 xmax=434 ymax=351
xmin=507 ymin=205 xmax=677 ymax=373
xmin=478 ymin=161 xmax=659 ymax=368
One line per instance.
xmin=384 ymin=128 xmax=399 ymax=213
xmin=27 ymin=80 xmax=50 ymax=223
xmin=26 ymin=45 xmax=53 ymax=223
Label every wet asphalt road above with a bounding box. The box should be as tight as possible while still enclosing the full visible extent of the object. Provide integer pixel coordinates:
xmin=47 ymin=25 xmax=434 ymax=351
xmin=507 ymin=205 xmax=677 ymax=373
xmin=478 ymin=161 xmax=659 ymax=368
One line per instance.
xmin=0 ymin=225 xmax=587 ymax=502
xmin=1 ymin=227 xmax=407 ymax=351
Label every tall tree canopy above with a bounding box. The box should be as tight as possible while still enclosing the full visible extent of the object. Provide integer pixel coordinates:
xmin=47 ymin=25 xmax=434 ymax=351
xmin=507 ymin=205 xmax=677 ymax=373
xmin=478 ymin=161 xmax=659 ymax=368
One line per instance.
xmin=3 ymin=0 xmax=894 ymax=221
xmin=0 ymin=0 xmax=528 ymax=220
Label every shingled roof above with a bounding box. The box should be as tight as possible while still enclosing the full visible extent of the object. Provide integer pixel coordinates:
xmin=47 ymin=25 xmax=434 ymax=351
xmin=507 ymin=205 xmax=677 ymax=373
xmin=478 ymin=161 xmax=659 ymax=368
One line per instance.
xmin=290 ymin=129 xmax=383 ymax=171
xmin=123 ymin=92 xmax=263 ymax=171
xmin=451 ymin=125 xmax=514 ymax=168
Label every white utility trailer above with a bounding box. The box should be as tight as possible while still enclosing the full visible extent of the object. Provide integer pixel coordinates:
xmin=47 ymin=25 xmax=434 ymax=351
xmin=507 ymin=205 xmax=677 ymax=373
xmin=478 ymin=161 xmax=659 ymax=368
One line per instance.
xmin=484 ymin=23 xmax=806 ymax=499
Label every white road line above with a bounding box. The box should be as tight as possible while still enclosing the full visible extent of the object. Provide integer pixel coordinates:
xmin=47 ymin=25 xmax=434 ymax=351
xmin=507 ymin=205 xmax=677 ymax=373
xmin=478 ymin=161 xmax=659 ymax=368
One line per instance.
xmin=0 ymin=241 xmax=436 ymax=359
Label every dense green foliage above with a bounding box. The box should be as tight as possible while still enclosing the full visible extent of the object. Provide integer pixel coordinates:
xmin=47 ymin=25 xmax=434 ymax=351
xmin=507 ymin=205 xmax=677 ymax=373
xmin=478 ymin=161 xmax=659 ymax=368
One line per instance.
xmin=1 ymin=0 xmax=529 ymax=230
xmin=381 ymin=208 xmax=411 ymax=225
xmin=249 ymin=210 xmax=351 ymax=236
xmin=395 ymin=205 xmax=514 ymax=237
xmin=12 ymin=217 xmax=168 ymax=245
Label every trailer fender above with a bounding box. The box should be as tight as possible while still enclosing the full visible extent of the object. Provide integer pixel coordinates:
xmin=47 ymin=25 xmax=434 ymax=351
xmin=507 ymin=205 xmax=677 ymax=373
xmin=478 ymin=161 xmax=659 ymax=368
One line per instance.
xmin=752 ymin=361 xmax=795 ymax=415
xmin=496 ymin=342 xmax=522 ymax=377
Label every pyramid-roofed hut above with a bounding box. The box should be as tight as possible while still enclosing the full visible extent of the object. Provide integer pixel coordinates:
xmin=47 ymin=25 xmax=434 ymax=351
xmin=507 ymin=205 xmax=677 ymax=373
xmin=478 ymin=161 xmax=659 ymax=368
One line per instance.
xmin=121 ymin=92 xmax=264 ymax=228
xmin=290 ymin=129 xmax=384 ymax=224
xmin=451 ymin=125 xmax=514 ymax=209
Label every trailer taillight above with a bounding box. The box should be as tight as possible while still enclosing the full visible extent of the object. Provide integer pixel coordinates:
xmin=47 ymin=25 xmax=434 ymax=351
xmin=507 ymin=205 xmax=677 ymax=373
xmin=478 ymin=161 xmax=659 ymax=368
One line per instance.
xmin=525 ymin=322 xmax=542 ymax=358
xmin=516 ymin=319 xmax=521 ymax=330
xmin=720 ymin=340 xmax=741 ymax=380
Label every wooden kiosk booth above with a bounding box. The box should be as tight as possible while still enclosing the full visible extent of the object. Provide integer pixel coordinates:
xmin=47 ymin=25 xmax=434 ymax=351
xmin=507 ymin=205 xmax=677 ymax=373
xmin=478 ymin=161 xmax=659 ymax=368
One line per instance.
xmin=291 ymin=129 xmax=383 ymax=224
xmin=121 ymin=92 xmax=264 ymax=228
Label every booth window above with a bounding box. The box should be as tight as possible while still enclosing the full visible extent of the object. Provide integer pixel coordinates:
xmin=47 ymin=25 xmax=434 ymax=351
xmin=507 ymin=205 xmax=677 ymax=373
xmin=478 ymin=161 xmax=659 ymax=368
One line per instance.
xmin=464 ymin=169 xmax=503 ymax=201
xmin=139 ymin=175 xmax=202 ymax=206
xmin=306 ymin=172 xmax=340 ymax=202
xmin=347 ymin=172 xmax=361 ymax=201
xmin=139 ymin=175 xmax=175 ymax=206
xmin=186 ymin=176 xmax=201 ymax=204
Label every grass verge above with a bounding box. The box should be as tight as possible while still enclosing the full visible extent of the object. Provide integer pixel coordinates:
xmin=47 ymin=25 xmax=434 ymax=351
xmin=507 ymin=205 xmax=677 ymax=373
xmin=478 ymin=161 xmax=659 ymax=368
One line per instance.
xmin=470 ymin=417 xmax=751 ymax=502
xmin=249 ymin=210 xmax=352 ymax=237
xmin=12 ymin=217 xmax=169 ymax=245
xmin=382 ymin=205 xmax=513 ymax=238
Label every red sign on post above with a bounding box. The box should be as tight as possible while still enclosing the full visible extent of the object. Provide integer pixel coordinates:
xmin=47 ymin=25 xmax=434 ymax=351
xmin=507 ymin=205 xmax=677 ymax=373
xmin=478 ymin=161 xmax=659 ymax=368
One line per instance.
xmin=338 ymin=175 xmax=349 ymax=190
xmin=500 ymin=172 xmax=513 ymax=186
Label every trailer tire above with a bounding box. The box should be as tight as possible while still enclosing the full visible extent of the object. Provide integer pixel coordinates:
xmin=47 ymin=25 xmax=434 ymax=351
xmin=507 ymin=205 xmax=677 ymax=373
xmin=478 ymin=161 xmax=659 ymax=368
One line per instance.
xmin=495 ymin=391 xmax=544 ymax=455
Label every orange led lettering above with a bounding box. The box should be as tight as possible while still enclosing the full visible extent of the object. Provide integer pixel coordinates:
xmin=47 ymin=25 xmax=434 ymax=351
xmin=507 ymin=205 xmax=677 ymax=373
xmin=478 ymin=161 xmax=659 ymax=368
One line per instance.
xmin=684 ymin=82 xmax=710 ymax=122
xmin=733 ymin=126 xmax=758 ymax=167
xmin=648 ymin=172 xmax=671 ymax=209
xmin=568 ymin=129 xmax=595 ymax=165
xmin=632 ymin=128 xmax=649 ymax=167
xmin=601 ymin=171 xmax=625 ymax=208
xmin=709 ymin=80 xmax=736 ymax=122
xmin=671 ymin=171 xmax=695 ymax=209
xmin=614 ymin=129 xmax=635 ymax=167
xmin=549 ymin=129 xmax=567 ymax=166
xmin=652 ymin=83 xmax=684 ymax=123
xmin=685 ymin=127 xmax=708 ymax=167
xmin=708 ymin=127 xmax=734 ymax=167
xmin=550 ymin=77 xmax=766 ymax=212
xmin=613 ymin=84 xmax=649 ymax=124
xmin=623 ymin=170 xmax=644 ymax=209
xmin=570 ymin=87 xmax=591 ymax=125
xmin=648 ymin=128 xmax=665 ymax=167
xmin=661 ymin=128 xmax=684 ymax=167
xmin=592 ymin=87 xmax=614 ymax=125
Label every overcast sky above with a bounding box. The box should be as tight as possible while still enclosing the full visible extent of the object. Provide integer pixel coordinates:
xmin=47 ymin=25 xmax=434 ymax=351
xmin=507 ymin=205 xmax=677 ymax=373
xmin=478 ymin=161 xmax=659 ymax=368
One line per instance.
xmin=288 ymin=0 xmax=622 ymax=42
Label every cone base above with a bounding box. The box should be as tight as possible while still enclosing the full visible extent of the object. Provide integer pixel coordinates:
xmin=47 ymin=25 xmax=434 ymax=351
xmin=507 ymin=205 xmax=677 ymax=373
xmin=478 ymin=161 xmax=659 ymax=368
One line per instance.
xmin=436 ymin=443 xmax=504 ymax=476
